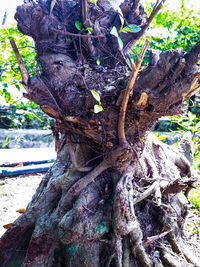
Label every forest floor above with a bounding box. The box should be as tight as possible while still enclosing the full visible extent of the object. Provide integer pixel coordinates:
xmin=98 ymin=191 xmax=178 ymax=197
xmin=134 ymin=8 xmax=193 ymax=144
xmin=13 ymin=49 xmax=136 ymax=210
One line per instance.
xmin=0 ymin=173 xmax=200 ymax=259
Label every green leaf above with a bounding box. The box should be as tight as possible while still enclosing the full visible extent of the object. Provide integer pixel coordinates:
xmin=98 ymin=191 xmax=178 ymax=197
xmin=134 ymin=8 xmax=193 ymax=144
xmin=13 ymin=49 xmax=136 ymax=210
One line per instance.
xmin=25 ymin=111 xmax=44 ymax=122
xmin=14 ymin=83 xmax=21 ymax=91
xmin=2 ymin=136 xmax=9 ymax=148
xmin=91 ymin=90 xmax=101 ymax=103
xmin=121 ymin=24 xmax=141 ymax=33
xmin=85 ymin=27 xmax=93 ymax=34
xmin=33 ymin=114 xmax=44 ymax=123
xmin=90 ymin=0 xmax=97 ymax=4
xmin=25 ymin=111 xmax=34 ymax=120
xmin=96 ymin=59 xmax=100 ymax=66
xmin=110 ymin=26 xmax=119 ymax=37
xmin=75 ymin=20 xmax=82 ymax=31
xmin=117 ymin=36 xmax=123 ymax=50
xmin=66 ymin=36 xmax=71 ymax=44
xmin=157 ymin=135 xmax=169 ymax=141
xmin=94 ymin=104 xmax=103 ymax=113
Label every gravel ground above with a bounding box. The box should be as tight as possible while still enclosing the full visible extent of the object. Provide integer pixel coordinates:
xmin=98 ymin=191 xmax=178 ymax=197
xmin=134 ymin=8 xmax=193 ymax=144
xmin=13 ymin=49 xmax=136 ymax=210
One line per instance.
xmin=0 ymin=173 xmax=200 ymax=258
xmin=0 ymin=173 xmax=42 ymax=237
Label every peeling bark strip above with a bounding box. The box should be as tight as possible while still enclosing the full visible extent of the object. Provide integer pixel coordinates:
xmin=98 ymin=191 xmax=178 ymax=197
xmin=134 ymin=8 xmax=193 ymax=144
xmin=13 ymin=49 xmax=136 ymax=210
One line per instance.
xmin=1 ymin=0 xmax=200 ymax=266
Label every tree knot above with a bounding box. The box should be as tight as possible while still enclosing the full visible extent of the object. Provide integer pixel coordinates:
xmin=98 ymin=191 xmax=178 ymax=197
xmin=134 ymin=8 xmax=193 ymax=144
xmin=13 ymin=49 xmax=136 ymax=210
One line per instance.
xmin=105 ymin=144 xmax=132 ymax=168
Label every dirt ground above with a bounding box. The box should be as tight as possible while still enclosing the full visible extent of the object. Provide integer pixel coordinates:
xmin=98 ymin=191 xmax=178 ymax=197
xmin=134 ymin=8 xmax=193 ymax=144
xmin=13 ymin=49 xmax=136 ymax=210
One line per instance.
xmin=0 ymin=173 xmax=200 ymax=259
xmin=0 ymin=173 xmax=42 ymax=237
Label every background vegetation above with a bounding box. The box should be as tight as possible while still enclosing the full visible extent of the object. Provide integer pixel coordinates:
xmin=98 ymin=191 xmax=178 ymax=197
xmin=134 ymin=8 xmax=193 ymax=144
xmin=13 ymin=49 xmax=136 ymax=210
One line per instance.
xmin=0 ymin=26 xmax=53 ymax=129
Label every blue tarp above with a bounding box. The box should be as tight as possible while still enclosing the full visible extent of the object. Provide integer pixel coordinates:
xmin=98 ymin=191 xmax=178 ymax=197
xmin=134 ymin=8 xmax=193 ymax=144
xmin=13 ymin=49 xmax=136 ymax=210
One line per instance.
xmin=0 ymin=163 xmax=53 ymax=177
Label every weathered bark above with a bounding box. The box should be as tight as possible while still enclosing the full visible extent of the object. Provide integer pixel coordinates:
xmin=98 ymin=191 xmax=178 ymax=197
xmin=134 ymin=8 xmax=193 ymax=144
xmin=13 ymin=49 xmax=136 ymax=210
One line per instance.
xmin=1 ymin=0 xmax=200 ymax=266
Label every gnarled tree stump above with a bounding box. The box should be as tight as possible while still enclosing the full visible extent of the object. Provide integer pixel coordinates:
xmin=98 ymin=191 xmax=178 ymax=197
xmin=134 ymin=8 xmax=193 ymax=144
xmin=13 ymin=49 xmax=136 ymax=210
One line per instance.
xmin=0 ymin=0 xmax=200 ymax=266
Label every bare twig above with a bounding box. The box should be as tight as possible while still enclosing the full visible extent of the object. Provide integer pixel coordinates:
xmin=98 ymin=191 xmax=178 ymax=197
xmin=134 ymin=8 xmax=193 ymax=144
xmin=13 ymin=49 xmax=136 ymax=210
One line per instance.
xmin=118 ymin=39 xmax=149 ymax=144
xmin=82 ymin=0 xmax=90 ymax=27
xmin=10 ymin=39 xmax=62 ymax=116
xmin=10 ymin=39 xmax=29 ymax=86
xmin=51 ymin=28 xmax=104 ymax=39
xmin=123 ymin=0 xmax=166 ymax=54
xmin=148 ymin=0 xmax=166 ymax=22
xmin=143 ymin=230 xmax=171 ymax=247
xmin=142 ymin=0 xmax=166 ymax=34
xmin=82 ymin=204 xmax=95 ymax=214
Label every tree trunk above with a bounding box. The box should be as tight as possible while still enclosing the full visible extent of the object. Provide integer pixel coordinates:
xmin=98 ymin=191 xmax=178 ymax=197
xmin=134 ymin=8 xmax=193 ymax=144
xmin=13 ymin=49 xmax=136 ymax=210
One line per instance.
xmin=1 ymin=0 xmax=200 ymax=266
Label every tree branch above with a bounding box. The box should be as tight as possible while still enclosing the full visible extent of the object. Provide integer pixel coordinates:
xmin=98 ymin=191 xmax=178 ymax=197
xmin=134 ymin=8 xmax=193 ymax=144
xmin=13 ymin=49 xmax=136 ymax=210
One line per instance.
xmin=143 ymin=230 xmax=171 ymax=247
xmin=118 ymin=39 xmax=149 ymax=145
xmin=10 ymin=39 xmax=29 ymax=87
xmin=123 ymin=0 xmax=166 ymax=55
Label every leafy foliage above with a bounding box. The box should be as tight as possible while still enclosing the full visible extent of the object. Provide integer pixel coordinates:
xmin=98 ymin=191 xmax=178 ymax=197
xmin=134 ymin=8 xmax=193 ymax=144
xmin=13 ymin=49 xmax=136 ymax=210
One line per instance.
xmin=0 ymin=24 xmax=53 ymax=129
xmin=0 ymin=102 xmax=53 ymax=129
xmin=149 ymin=2 xmax=200 ymax=52
xmin=167 ymin=112 xmax=200 ymax=168
xmin=132 ymin=1 xmax=200 ymax=65
xmin=0 ymin=25 xmax=36 ymax=100
xmin=189 ymin=186 xmax=200 ymax=209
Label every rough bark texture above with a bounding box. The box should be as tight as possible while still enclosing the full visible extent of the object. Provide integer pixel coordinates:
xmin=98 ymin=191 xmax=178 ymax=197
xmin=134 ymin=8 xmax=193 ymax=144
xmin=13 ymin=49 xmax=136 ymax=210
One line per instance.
xmin=1 ymin=0 xmax=200 ymax=266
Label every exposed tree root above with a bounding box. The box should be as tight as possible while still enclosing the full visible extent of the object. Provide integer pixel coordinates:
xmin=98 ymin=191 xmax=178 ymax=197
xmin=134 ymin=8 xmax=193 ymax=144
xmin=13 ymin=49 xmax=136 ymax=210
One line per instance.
xmin=1 ymin=133 xmax=199 ymax=266
xmin=161 ymin=249 xmax=182 ymax=267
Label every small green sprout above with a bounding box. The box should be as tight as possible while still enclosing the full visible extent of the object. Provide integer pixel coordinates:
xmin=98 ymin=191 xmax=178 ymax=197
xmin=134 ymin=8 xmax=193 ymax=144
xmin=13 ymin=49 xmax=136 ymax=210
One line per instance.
xmin=85 ymin=27 xmax=93 ymax=34
xmin=91 ymin=90 xmax=103 ymax=113
xmin=90 ymin=0 xmax=98 ymax=4
xmin=110 ymin=26 xmax=123 ymax=50
xmin=96 ymin=59 xmax=100 ymax=66
xmin=75 ymin=20 xmax=82 ymax=31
